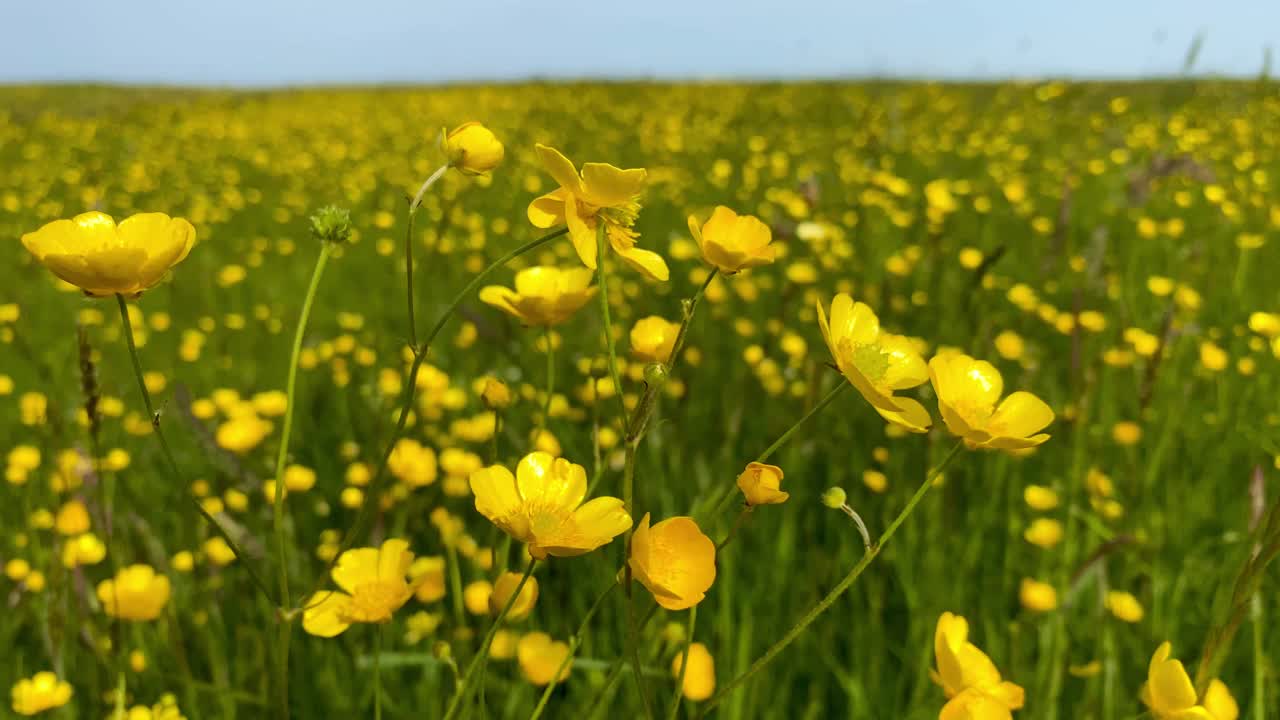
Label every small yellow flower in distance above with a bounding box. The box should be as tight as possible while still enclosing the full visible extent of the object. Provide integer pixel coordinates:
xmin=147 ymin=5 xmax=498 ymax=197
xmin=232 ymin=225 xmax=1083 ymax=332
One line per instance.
xmin=517 ymin=632 xmax=572 ymax=686
xmin=464 ymin=580 xmax=494 ymax=615
xmin=1141 ymin=642 xmax=1238 ymax=720
xmin=97 ymin=564 xmax=171 ymax=621
xmin=816 ymin=294 xmax=932 ymax=432
xmin=479 ymin=267 xmax=597 ymax=327
xmin=21 ymin=212 xmax=196 ymax=297
xmin=251 ymin=390 xmax=289 ymax=417
xmin=932 ymin=612 xmax=1024 ymax=718
xmin=489 ymin=570 xmax=539 ymax=621
xmin=993 ymin=331 xmax=1024 ymax=361
xmin=409 ymin=556 xmax=447 ymax=603
xmin=442 ymin=122 xmax=504 ymax=176
xmin=203 ymin=537 xmax=237 ymax=567
xmin=736 ymin=462 xmax=788 ymax=506
xmin=480 ymin=377 xmax=513 ymax=409
xmin=1023 ymin=485 xmax=1059 ymax=511
xmin=527 ymin=144 xmax=667 ymax=281
xmin=1023 ymin=518 xmax=1063 ymax=549
xmin=54 ymin=499 xmax=91 ymax=535
xmin=687 ymin=206 xmax=776 ymax=274
xmin=1199 ymin=342 xmax=1228 ymax=372
xmin=129 ymin=649 xmax=147 ymax=673
xmin=629 ymin=513 xmax=716 ymax=611
xmin=863 ymin=469 xmax=888 ymax=493
xmin=929 ymin=352 xmax=1053 ymax=450
xmin=1112 ymin=421 xmax=1143 ymax=446
xmin=1248 ymin=311 xmax=1280 ymax=337
xmin=388 ymin=438 xmax=438 ymax=487
xmin=1068 ymin=661 xmax=1102 ymax=678
xmin=11 ymin=671 xmax=73 ymax=716
xmin=5 ymin=558 xmax=30 ymax=581
xmin=215 ymin=414 xmax=273 ymax=455
xmin=1105 ymin=591 xmax=1144 ymax=623
xmin=630 ymin=316 xmax=680 ymax=364
xmin=302 ymin=538 xmax=417 ymax=638
xmin=672 ymin=642 xmax=716 ymax=701
xmin=490 ymin=629 xmax=520 ymax=659
xmin=1018 ymin=579 xmax=1058 ymax=613
xmin=284 ymin=464 xmax=316 ymax=492
xmin=469 ymin=451 xmax=631 ymax=559
xmin=61 ymin=533 xmax=106 ymax=568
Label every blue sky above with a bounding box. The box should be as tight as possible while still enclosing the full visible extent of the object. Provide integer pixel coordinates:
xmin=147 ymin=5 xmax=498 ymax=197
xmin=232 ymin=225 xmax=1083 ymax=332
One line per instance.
xmin=2 ymin=0 xmax=1277 ymax=86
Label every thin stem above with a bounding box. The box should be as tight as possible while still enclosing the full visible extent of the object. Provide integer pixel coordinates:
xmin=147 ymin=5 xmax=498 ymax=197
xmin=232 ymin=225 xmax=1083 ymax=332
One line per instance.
xmin=594 ymin=223 xmax=627 ymax=426
xmin=529 ymin=581 xmax=618 ymax=720
xmin=697 ymin=440 xmax=965 ymax=717
xmin=269 ymin=241 xmax=332 ymax=720
xmin=301 ymin=227 xmax=567 ymax=607
xmin=627 ymin=592 xmax=657 ymax=720
xmin=443 ymin=560 xmax=539 ymax=720
xmin=669 ymin=268 xmax=717 ymax=369
xmin=715 ymin=508 xmax=752 ymax=552
xmin=114 ymin=294 xmax=274 ymax=605
xmin=404 ymin=164 xmax=449 ymax=347
xmin=374 ymin=624 xmax=383 ymax=720
xmin=667 ymin=606 xmax=697 ymax=720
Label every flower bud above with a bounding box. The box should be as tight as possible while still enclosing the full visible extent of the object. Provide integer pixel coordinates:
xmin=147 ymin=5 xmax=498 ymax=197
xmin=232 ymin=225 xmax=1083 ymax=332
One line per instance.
xmin=821 ymin=486 xmax=847 ymax=509
xmin=489 ymin=571 xmax=539 ymax=621
xmin=481 ymin=377 xmax=512 ymax=409
xmin=442 ymin=122 xmax=504 ymax=176
xmin=309 ymin=206 xmax=353 ymax=245
xmin=643 ymin=362 xmax=668 ymax=387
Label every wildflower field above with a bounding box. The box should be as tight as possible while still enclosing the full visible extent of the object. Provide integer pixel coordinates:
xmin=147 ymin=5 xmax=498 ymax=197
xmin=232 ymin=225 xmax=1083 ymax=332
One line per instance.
xmin=1 ymin=81 xmax=1279 ymax=720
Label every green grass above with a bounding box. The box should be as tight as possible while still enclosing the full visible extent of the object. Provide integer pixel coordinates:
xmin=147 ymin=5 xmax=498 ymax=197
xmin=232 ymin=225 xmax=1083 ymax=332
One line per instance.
xmin=0 ymin=80 xmax=1277 ymax=719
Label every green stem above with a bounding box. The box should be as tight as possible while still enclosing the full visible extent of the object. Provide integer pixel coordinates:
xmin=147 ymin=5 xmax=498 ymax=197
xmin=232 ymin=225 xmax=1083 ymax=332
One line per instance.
xmin=529 ymin=581 xmax=618 ymax=720
xmin=374 ymin=624 xmax=383 ymax=720
xmin=443 ymin=560 xmax=538 ymax=720
xmin=114 ymin=294 xmax=274 ymax=605
xmin=1253 ymin=594 xmax=1266 ymax=720
xmin=540 ymin=325 xmax=556 ymax=434
xmin=445 ymin=543 xmax=466 ymax=631
xmin=595 ymin=223 xmax=627 ymax=427
xmin=667 ymin=606 xmax=697 ymax=720
xmin=627 ymin=592 xmax=657 ymax=720
xmin=669 ymin=269 xmax=717 ymax=368
xmin=405 ymin=164 xmax=450 ymax=347
xmin=301 ymin=227 xmax=567 ymax=607
xmin=271 ymin=241 xmax=332 ymax=720
xmin=697 ymin=440 xmax=964 ymax=717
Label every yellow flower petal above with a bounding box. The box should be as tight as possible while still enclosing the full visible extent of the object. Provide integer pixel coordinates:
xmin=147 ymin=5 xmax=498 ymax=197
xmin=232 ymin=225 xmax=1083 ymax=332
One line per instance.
xmin=535 ymin=144 xmax=584 ymax=196
xmin=613 ymin=244 xmax=670 ymax=282
xmin=580 ymin=162 xmax=646 ymax=207
xmin=302 ymin=591 xmax=353 ymax=638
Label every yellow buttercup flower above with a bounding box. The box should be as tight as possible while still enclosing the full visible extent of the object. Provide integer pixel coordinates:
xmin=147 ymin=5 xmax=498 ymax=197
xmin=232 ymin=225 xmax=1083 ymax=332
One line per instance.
xmin=1141 ymin=642 xmax=1238 ymax=720
xmin=1104 ymin=590 xmax=1144 ymax=623
xmin=687 ymin=206 xmax=776 ymax=274
xmin=479 ymin=266 xmax=598 ymax=326
xmin=11 ymin=672 xmax=72 ymax=716
xmin=630 ymin=316 xmax=681 ymax=364
xmin=932 ymin=612 xmax=1024 ymax=718
xmin=97 ymin=564 xmax=171 ymax=621
xmin=526 ymin=144 xmax=668 ymax=281
xmin=409 ymin=556 xmax=447 ymax=603
xmin=929 ymin=352 xmax=1053 ymax=450
xmin=672 ymin=642 xmax=716 ymax=701
xmin=302 ymin=538 xmax=417 ymax=638
xmin=736 ymin=462 xmax=788 ymax=506
xmin=442 ymin=122 xmax=504 ymax=176
xmin=629 ymin=513 xmax=716 ymax=611
xmin=21 ymin=211 xmax=196 ymax=297
xmin=489 ymin=570 xmax=539 ymax=621
xmin=816 ymin=294 xmax=932 ymax=432
xmin=469 ymin=451 xmax=632 ymax=559
xmin=1018 ymin=579 xmax=1058 ymax=613
xmin=517 ymin=632 xmax=572 ymax=686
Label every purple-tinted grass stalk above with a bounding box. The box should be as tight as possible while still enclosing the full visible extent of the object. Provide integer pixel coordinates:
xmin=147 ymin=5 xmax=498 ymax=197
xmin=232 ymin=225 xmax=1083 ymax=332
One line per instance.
xmin=269 ymin=239 xmax=333 ymax=720
xmin=697 ymin=440 xmax=965 ymax=718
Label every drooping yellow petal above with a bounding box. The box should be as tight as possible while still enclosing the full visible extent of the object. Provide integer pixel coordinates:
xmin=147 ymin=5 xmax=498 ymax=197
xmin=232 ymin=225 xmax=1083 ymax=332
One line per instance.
xmin=613 ymin=244 xmax=670 ymax=282
xmin=1202 ymin=679 xmax=1239 ymax=720
xmin=875 ymin=396 xmax=932 ymax=433
xmin=377 ymin=538 xmax=412 ymax=581
xmin=563 ymin=193 xmax=598 ymax=270
xmin=479 ymin=286 xmax=527 ymax=323
xmin=986 ymin=391 xmax=1054 ymax=441
xmin=302 ymin=591 xmax=353 ymax=638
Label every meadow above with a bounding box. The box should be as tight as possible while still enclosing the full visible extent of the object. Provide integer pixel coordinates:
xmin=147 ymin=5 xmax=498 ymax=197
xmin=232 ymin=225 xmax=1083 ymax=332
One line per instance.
xmin=1 ymin=80 xmax=1278 ymax=719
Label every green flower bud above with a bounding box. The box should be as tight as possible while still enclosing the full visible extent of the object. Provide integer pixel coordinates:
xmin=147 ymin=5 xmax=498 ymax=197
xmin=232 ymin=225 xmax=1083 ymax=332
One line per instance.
xmin=309 ymin=205 xmax=353 ymax=245
xmin=821 ymin=486 xmax=848 ymax=509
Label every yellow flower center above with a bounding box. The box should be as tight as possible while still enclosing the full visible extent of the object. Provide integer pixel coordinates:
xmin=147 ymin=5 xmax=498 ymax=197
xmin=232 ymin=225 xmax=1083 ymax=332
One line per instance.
xmin=527 ymin=504 xmax=572 ymax=539
xmin=598 ymin=200 xmax=641 ymax=230
xmin=839 ymin=340 xmax=891 ymax=384
xmin=348 ymin=580 xmax=405 ymax=623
